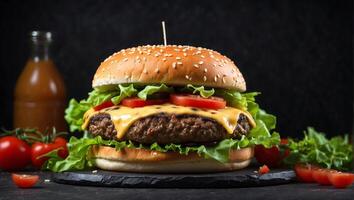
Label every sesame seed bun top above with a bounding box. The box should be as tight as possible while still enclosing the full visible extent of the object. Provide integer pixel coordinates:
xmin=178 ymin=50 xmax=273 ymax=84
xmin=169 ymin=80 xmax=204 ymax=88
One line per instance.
xmin=93 ymin=45 xmax=246 ymax=91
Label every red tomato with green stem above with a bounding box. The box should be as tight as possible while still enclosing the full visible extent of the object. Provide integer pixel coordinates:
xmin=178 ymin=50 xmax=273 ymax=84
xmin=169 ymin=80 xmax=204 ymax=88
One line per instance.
xmin=170 ymin=94 xmax=226 ymax=110
xmin=0 ymin=136 xmax=31 ymax=171
xmin=31 ymin=137 xmax=68 ymax=168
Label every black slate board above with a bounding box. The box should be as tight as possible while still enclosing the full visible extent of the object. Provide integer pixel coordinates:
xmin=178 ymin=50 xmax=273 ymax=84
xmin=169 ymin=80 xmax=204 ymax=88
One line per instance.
xmin=52 ymin=168 xmax=296 ymax=188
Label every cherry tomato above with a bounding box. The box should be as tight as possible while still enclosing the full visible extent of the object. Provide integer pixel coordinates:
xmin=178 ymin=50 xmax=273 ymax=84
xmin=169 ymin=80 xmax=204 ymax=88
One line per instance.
xmin=312 ymin=168 xmax=333 ymax=185
xmin=121 ymin=98 xmax=168 ymax=108
xmin=254 ymin=138 xmax=289 ymax=167
xmin=94 ymin=101 xmax=114 ymax=111
xmin=12 ymin=174 xmax=39 ymax=188
xmin=294 ymin=164 xmax=318 ymax=183
xmin=170 ymin=94 xmax=226 ymax=110
xmin=0 ymin=136 xmax=31 ymax=171
xmin=258 ymin=165 xmax=270 ymax=175
xmin=328 ymin=172 xmax=354 ymax=189
xmin=31 ymin=137 xmax=68 ymax=168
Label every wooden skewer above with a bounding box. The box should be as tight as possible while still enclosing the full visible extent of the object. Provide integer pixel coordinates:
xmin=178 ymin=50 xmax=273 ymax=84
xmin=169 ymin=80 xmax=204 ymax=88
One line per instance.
xmin=162 ymin=21 xmax=167 ymax=46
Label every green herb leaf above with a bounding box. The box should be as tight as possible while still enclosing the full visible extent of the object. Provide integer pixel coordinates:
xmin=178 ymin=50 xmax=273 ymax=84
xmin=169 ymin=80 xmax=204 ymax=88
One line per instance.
xmin=283 ymin=127 xmax=353 ymax=170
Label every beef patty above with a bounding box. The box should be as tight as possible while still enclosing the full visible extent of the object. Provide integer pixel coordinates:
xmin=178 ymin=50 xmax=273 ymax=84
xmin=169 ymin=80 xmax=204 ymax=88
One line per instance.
xmin=88 ymin=113 xmax=251 ymax=145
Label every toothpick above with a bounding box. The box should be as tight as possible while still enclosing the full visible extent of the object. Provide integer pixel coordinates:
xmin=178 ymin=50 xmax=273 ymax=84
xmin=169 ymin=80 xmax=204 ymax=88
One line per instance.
xmin=162 ymin=21 xmax=167 ymax=46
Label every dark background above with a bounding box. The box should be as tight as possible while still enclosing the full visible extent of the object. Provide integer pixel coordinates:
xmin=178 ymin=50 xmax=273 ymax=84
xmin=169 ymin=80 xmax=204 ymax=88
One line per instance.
xmin=0 ymin=0 xmax=352 ymax=138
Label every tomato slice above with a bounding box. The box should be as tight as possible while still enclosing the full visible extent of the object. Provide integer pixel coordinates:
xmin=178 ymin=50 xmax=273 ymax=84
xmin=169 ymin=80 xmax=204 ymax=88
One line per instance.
xmin=258 ymin=165 xmax=270 ymax=175
xmin=94 ymin=101 xmax=114 ymax=111
xmin=121 ymin=98 xmax=168 ymax=108
xmin=312 ymin=168 xmax=333 ymax=185
xmin=328 ymin=172 xmax=354 ymax=189
xmin=170 ymin=94 xmax=226 ymax=110
xmin=294 ymin=164 xmax=318 ymax=183
xmin=12 ymin=174 xmax=39 ymax=188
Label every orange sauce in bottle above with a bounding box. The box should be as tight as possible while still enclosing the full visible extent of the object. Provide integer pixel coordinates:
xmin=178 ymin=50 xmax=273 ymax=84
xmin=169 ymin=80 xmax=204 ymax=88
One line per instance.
xmin=14 ymin=31 xmax=67 ymax=132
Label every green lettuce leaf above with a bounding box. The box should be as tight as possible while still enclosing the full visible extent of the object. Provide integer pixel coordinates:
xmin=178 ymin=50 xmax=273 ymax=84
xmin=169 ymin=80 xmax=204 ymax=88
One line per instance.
xmin=183 ymin=84 xmax=215 ymax=98
xmin=45 ymin=132 xmax=280 ymax=172
xmin=64 ymin=99 xmax=91 ymax=132
xmin=283 ymin=127 xmax=352 ymax=170
xmin=137 ymin=84 xmax=174 ymax=100
xmin=64 ymin=89 xmax=120 ymax=132
xmin=86 ymin=89 xmax=119 ymax=106
xmin=111 ymin=84 xmax=137 ymax=104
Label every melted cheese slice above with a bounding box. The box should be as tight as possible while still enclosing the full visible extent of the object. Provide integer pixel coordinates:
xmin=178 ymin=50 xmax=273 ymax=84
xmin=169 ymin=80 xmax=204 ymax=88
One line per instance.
xmin=82 ymin=104 xmax=256 ymax=139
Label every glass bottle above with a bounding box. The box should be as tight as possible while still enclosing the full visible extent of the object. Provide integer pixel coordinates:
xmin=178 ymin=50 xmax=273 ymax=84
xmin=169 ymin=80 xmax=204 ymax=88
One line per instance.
xmin=14 ymin=31 xmax=67 ymax=132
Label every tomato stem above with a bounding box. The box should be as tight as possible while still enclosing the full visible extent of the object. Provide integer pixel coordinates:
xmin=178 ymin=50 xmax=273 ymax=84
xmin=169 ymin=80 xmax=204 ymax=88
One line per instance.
xmin=0 ymin=127 xmax=68 ymax=144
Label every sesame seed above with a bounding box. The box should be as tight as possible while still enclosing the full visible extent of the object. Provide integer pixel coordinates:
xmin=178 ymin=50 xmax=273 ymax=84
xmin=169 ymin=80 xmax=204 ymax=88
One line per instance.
xmin=222 ymin=77 xmax=226 ymax=83
xmin=182 ymin=48 xmax=187 ymax=52
xmin=199 ymin=61 xmax=204 ymax=65
xmin=143 ymin=69 xmax=148 ymax=74
xmin=154 ymin=53 xmax=160 ymax=57
xmin=183 ymin=53 xmax=187 ymax=57
xmin=174 ymin=48 xmax=180 ymax=52
xmin=204 ymin=68 xmax=208 ymax=73
xmin=123 ymin=58 xmax=128 ymax=62
xmin=177 ymin=61 xmax=183 ymax=65
xmin=213 ymin=63 xmax=217 ymax=67
xmin=176 ymin=57 xmax=181 ymax=60
xmin=125 ymin=75 xmax=130 ymax=79
xmin=143 ymin=57 xmax=147 ymax=61
xmin=155 ymin=68 xmax=160 ymax=73
xmin=193 ymin=64 xmax=199 ymax=68
xmin=203 ymin=76 xmax=207 ymax=82
xmin=160 ymin=49 xmax=164 ymax=53
xmin=185 ymin=75 xmax=190 ymax=80
xmin=201 ymin=55 xmax=205 ymax=58
xmin=214 ymin=76 xmax=218 ymax=82
xmin=172 ymin=62 xmax=177 ymax=69
xmin=162 ymin=58 xmax=167 ymax=61
xmin=210 ymin=55 xmax=215 ymax=58
xmin=217 ymin=74 xmax=220 ymax=78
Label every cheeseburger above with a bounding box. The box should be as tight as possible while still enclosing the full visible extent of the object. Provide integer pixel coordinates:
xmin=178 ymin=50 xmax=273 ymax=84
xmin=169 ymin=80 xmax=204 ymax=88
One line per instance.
xmin=47 ymin=45 xmax=279 ymax=173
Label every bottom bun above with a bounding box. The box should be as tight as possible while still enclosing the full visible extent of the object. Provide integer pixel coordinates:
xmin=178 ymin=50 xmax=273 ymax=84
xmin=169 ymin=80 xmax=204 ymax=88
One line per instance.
xmin=90 ymin=145 xmax=254 ymax=173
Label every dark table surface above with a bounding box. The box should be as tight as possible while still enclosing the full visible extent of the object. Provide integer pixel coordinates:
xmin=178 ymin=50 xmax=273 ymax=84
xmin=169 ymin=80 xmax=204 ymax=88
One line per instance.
xmin=0 ymin=171 xmax=353 ymax=200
